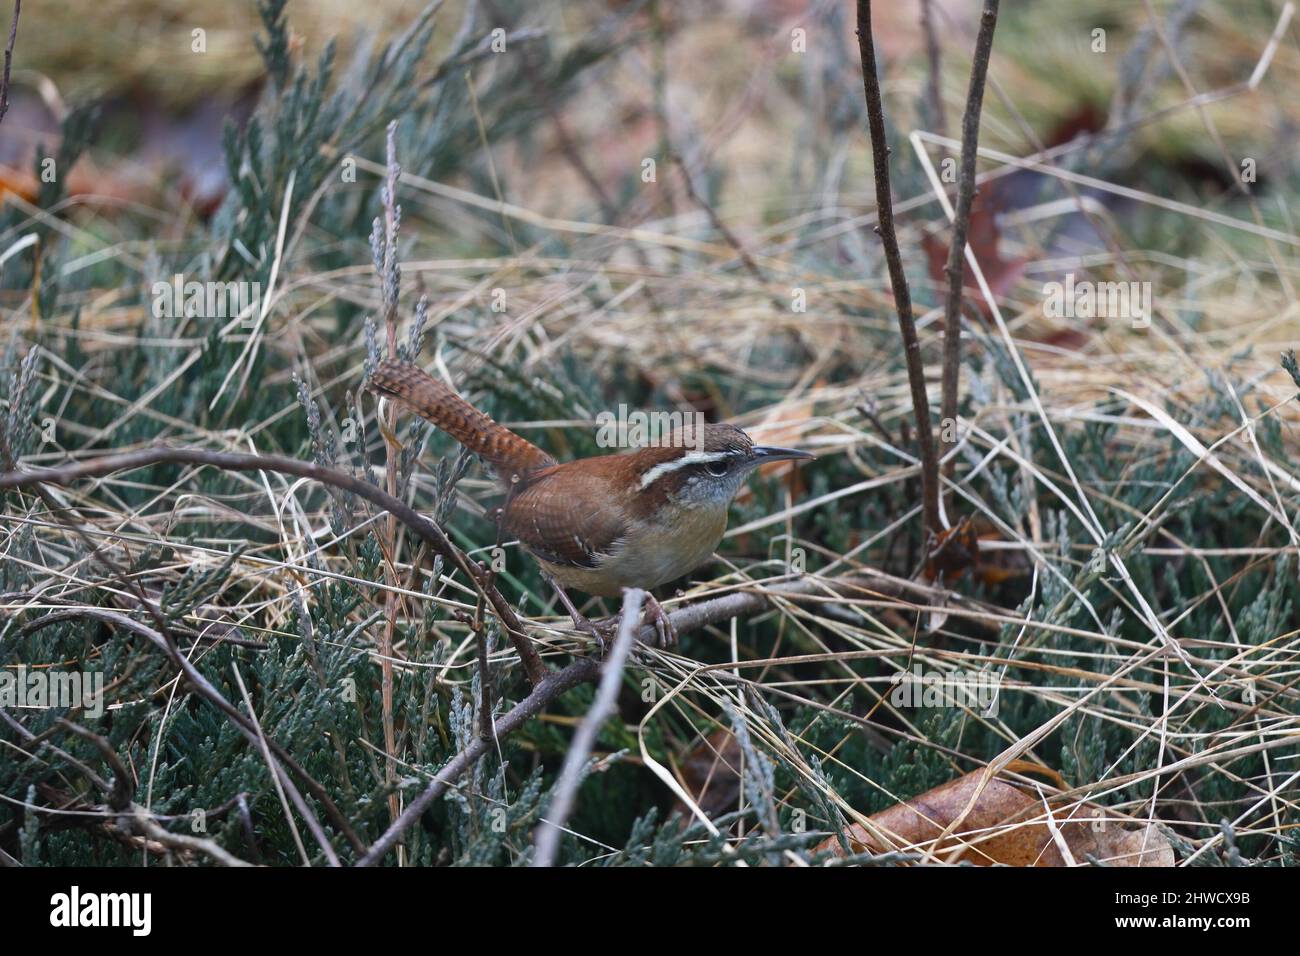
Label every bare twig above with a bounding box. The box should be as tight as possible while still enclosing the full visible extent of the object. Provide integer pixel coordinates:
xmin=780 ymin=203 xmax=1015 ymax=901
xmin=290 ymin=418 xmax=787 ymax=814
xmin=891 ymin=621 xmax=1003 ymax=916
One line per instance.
xmin=533 ymin=588 xmax=645 ymax=867
xmin=15 ymin=604 xmax=363 ymax=857
xmin=672 ymin=154 xmax=767 ymax=284
xmin=625 ymin=571 xmax=906 ymax=645
xmin=128 ymin=808 xmax=254 ymax=867
xmin=854 ymin=0 xmax=942 ymax=539
xmin=357 ymin=572 xmax=902 ymax=866
xmin=357 ymin=656 xmax=601 ymax=865
xmin=0 ymin=0 xmax=18 ymax=126
xmin=918 ymin=0 xmax=945 ymax=137
xmin=939 ymin=0 xmax=999 ymax=504
xmin=2 ymin=446 xmax=543 ymax=683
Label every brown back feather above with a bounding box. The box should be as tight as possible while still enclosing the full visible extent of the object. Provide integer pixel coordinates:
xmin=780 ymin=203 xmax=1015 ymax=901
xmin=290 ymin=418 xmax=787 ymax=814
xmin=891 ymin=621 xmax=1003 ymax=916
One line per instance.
xmin=500 ymin=459 xmax=629 ymax=568
xmin=369 ymin=360 xmax=556 ymax=477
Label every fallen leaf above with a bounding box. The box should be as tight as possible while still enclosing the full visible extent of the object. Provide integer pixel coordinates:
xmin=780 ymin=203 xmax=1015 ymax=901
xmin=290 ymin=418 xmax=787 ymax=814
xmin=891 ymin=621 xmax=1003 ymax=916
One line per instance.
xmin=817 ymin=761 xmax=1174 ymax=866
xmin=0 ymin=89 xmax=254 ymax=216
xmin=674 ymin=728 xmax=743 ymax=820
xmin=923 ymin=192 xmax=1029 ymax=320
xmin=924 ymin=514 xmax=981 ymax=583
xmin=924 ymin=516 xmax=1028 ymax=588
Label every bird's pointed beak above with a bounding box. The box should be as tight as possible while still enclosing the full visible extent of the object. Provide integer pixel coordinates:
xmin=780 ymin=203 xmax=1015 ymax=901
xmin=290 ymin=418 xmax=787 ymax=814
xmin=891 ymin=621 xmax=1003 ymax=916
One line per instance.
xmin=750 ymin=445 xmax=814 ymax=463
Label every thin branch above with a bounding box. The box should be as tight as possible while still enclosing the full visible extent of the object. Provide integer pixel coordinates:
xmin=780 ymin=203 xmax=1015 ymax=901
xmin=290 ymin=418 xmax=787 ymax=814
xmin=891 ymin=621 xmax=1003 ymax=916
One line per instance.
xmin=672 ymin=153 xmax=767 ymax=284
xmin=919 ymin=0 xmax=945 ymax=137
xmin=0 ymin=446 xmax=545 ymax=685
xmin=15 ymin=604 xmax=363 ymax=858
xmin=357 ymin=656 xmax=601 ymax=866
xmin=854 ymin=0 xmax=942 ymax=538
xmin=128 ymin=808 xmax=254 ymax=867
xmin=357 ymin=572 xmax=901 ymax=866
xmin=0 ymin=0 xmax=18 ymax=126
xmin=533 ymin=588 xmax=644 ymax=867
xmin=939 ymin=0 xmax=999 ymax=505
xmin=628 ymin=571 xmax=905 ymax=645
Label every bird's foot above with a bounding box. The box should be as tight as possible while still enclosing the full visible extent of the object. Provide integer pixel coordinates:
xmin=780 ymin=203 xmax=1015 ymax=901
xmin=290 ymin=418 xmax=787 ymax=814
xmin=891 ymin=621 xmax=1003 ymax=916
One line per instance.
xmin=641 ymin=593 xmax=677 ymax=648
xmin=575 ymin=611 xmax=614 ymax=656
xmin=546 ymin=577 xmax=675 ymax=655
xmin=548 ymin=577 xmax=612 ymax=655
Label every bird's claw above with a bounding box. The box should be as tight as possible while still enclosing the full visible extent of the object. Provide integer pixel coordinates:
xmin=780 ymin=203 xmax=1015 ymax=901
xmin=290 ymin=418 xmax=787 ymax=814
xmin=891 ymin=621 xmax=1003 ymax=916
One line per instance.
xmin=641 ymin=593 xmax=677 ymax=648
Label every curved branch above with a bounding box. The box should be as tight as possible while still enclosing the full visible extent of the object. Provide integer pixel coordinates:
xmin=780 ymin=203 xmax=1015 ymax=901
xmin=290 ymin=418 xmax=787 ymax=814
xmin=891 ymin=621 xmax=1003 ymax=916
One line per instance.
xmin=3 ymin=448 xmax=908 ymax=866
xmin=356 ymin=656 xmax=600 ymax=866
xmin=359 ymin=573 xmax=902 ymax=866
xmin=0 ymin=446 xmax=546 ymax=685
xmin=17 ymin=604 xmax=361 ymax=858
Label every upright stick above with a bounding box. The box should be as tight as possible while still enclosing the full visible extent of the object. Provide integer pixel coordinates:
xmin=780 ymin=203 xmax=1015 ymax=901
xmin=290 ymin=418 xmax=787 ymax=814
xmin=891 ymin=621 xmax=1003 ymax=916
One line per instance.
xmin=854 ymin=0 xmax=941 ymax=538
xmin=940 ymin=1 xmax=1000 ymax=505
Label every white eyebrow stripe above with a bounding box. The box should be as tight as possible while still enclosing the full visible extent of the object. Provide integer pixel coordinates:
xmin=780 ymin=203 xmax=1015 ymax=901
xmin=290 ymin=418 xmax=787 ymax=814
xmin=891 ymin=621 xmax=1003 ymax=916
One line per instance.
xmin=639 ymin=451 xmax=729 ymax=490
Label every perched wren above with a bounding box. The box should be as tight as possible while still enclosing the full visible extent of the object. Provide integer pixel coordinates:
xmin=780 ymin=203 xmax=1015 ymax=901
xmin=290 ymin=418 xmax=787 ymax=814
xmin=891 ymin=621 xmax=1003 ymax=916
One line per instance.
xmin=369 ymin=360 xmax=813 ymax=644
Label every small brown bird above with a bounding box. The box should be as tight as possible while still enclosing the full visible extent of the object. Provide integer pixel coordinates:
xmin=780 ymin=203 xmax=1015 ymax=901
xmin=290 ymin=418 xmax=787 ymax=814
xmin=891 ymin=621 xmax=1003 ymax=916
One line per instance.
xmin=369 ymin=360 xmax=812 ymax=645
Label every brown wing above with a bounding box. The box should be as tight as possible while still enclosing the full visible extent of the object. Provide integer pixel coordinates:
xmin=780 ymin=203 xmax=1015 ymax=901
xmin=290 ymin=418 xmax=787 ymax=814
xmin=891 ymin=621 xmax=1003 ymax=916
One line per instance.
xmin=500 ymin=460 xmax=629 ymax=569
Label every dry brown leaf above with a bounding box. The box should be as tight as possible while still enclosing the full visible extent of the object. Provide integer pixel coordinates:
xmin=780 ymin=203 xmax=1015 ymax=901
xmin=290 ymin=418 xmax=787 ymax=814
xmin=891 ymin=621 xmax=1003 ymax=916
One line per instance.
xmin=924 ymin=516 xmax=1028 ymax=587
xmin=817 ymin=762 xmax=1174 ymax=866
xmin=674 ymin=728 xmax=743 ymax=820
xmin=923 ymin=514 xmax=981 ymax=582
xmin=922 ymin=192 xmax=1029 ymax=320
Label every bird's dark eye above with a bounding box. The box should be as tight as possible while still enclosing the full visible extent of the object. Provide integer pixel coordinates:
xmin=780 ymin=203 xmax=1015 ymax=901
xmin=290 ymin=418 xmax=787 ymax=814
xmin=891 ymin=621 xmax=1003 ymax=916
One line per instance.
xmin=704 ymin=459 xmax=729 ymax=477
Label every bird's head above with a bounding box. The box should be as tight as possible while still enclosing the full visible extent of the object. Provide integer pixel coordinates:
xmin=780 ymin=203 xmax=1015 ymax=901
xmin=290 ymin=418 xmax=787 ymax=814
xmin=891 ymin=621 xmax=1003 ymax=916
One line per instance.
xmin=629 ymin=423 xmax=813 ymax=510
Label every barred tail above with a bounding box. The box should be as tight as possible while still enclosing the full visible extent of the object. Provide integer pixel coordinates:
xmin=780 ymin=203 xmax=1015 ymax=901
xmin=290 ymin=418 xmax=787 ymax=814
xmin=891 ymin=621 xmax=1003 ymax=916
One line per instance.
xmin=368 ymin=360 xmax=555 ymax=477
